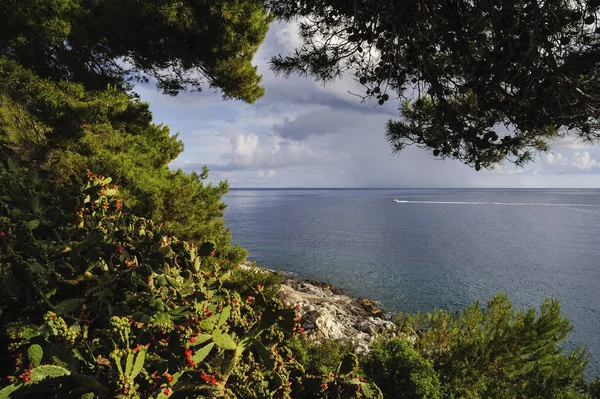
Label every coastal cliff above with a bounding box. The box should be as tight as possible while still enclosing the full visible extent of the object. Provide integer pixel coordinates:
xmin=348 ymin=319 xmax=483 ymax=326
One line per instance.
xmin=242 ymin=263 xmax=397 ymax=353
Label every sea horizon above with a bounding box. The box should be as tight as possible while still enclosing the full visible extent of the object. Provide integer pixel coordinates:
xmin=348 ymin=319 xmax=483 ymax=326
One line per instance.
xmin=229 ymin=187 xmax=600 ymax=190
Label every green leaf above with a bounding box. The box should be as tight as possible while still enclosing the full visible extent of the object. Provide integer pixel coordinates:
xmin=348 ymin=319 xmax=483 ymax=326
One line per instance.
xmin=132 ymin=312 xmax=153 ymax=323
xmin=192 ymin=342 xmax=215 ymax=364
xmin=165 ymin=275 xmax=181 ymax=288
xmin=0 ymin=384 xmax=20 ymax=399
xmin=199 ymin=318 xmax=214 ymax=332
xmin=27 ymin=344 xmax=44 ymax=367
xmin=30 ymin=365 xmax=71 ymax=381
xmin=211 ymin=329 xmax=237 ymax=350
xmin=360 ymin=382 xmax=381 ymax=397
xmin=252 ymin=339 xmax=274 ymax=369
xmin=54 ymin=298 xmax=85 ymax=315
xmin=113 ymin=352 xmax=124 ymax=376
xmin=72 ymin=348 xmax=88 ymax=365
xmin=130 ymin=349 xmax=146 ymax=379
xmin=152 ymin=312 xmax=170 ymax=326
xmin=69 ymin=322 xmax=81 ymax=334
xmin=169 ymin=305 xmax=190 ymax=317
xmin=219 ymin=270 xmax=231 ymax=281
xmin=125 ymin=351 xmax=134 ymax=377
xmin=19 ymin=326 xmax=40 ymax=340
xmin=217 ymin=306 xmax=231 ymax=327
xmin=27 ymin=219 xmax=40 ymax=230
xmin=189 ymin=334 xmax=212 ymax=346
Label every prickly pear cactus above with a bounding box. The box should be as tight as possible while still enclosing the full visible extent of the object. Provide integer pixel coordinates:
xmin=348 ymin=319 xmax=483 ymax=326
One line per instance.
xmin=27 ymin=345 xmax=43 ymax=367
xmin=0 ymin=170 xmax=301 ymax=399
xmin=338 ymin=353 xmax=359 ymax=376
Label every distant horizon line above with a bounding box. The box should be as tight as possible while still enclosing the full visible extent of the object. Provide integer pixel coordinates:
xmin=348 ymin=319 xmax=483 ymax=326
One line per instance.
xmin=228 ymin=187 xmax=600 ymax=190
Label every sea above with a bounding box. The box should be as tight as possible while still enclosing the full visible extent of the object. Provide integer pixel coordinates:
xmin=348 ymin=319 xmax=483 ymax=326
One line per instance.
xmin=224 ymin=188 xmax=600 ymax=376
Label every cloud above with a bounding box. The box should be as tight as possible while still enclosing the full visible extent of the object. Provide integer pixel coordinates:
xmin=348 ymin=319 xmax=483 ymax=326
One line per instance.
xmin=544 ymin=151 xmax=600 ymax=173
xmin=572 ymin=151 xmax=598 ymax=169
xmin=545 ymin=153 xmax=568 ymax=166
xmin=251 ymin=22 xmax=397 ymax=117
xmin=274 ymin=109 xmax=388 ymax=140
xmin=138 ymin=22 xmax=600 ymax=188
xmin=174 ymin=132 xmax=344 ymax=174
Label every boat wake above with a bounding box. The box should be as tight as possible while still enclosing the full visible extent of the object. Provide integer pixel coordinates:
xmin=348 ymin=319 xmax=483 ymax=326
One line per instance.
xmin=392 ymin=199 xmax=600 ymax=207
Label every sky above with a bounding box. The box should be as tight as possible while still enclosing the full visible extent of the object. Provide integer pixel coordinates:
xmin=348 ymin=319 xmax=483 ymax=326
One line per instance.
xmin=136 ymin=23 xmax=600 ymax=188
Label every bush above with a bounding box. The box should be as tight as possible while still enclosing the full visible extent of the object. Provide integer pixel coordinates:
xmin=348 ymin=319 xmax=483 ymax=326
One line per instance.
xmin=227 ymin=263 xmax=284 ymax=301
xmin=0 ymin=164 xmax=300 ymax=398
xmin=288 ymin=337 xmax=357 ymax=376
xmin=395 ymin=294 xmax=589 ymax=399
xmin=362 ymin=338 xmax=441 ymax=399
xmin=0 ymin=163 xmax=384 ymax=398
xmin=0 ymin=57 xmax=246 ymax=261
xmin=589 ymin=378 xmax=600 ymax=399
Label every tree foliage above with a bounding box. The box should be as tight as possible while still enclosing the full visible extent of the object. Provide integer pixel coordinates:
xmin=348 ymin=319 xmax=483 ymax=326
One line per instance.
xmin=393 ymin=294 xmax=589 ymax=398
xmin=362 ymin=338 xmax=441 ymax=399
xmin=0 ymin=0 xmax=272 ymax=102
xmin=269 ymin=0 xmax=600 ymax=169
xmin=0 ymin=57 xmax=245 ymax=263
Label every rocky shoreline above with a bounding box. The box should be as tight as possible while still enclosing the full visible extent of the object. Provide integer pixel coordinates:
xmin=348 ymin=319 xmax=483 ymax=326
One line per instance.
xmin=242 ymin=263 xmax=397 ymax=353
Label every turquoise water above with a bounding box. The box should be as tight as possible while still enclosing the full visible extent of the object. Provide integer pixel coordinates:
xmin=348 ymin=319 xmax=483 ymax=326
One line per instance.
xmin=224 ymin=188 xmax=600 ymax=375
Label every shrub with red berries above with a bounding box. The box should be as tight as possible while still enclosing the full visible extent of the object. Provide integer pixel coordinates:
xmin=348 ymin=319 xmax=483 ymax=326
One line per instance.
xmin=0 ymin=167 xmax=321 ymax=398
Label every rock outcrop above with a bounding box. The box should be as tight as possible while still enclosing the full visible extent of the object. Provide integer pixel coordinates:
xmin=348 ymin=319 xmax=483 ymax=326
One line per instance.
xmin=241 ymin=263 xmax=397 ymax=352
xmin=278 ymin=277 xmax=396 ymax=353
xmin=240 ymin=263 xmax=397 ymax=353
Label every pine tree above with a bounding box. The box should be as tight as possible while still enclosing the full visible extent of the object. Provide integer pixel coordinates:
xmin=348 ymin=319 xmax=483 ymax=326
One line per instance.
xmin=269 ymin=0 xmax=600 ymax=169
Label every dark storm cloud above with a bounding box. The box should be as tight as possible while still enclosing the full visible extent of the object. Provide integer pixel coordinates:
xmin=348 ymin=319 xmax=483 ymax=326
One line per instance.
xmin=256 ymin=81 xmax=397 ymax=117
xmin=273 ymin=109 xmax=388 ymax=140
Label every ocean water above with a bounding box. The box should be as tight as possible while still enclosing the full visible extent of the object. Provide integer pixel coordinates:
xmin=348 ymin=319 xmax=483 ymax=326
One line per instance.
xmin=224 ymin=188 xmax=600 ymax=375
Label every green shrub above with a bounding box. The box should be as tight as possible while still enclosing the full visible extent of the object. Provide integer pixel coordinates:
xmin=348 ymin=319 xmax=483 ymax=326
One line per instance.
xmin=395 ymin=294 xmax=589 ymax=399
xmin=0 ymin=165 xmax=301 ymax=398
xmin=589 ymin=378 xmax=600 ymax=399
xmin=288 ymin=335 xmax=364 ymax=377
xmin=362 ymin=338 xmax=441 ymax=399
xmin=227 ymin=262 xmax=284 ymax=300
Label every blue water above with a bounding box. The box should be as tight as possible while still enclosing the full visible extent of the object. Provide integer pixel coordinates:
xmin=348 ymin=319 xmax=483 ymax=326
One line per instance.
xmin=224 ymin=188 xmax=600 ymax=375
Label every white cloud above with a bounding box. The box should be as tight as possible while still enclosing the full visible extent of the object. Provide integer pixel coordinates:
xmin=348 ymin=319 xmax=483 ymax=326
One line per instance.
xmin=224 ymin=132 xmax=342 ymax=170
xmin=541 ymin=151 xmax=600 ymax=173
xmin=572 ymin=151 xmax=598 ymax=169
xmin=546 ymin=152 xmax=569 ymax=166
